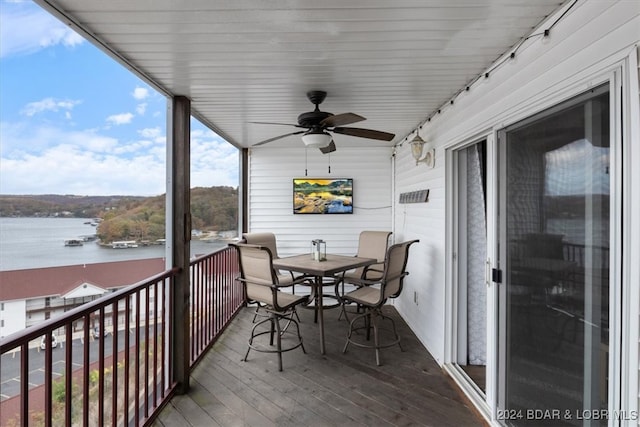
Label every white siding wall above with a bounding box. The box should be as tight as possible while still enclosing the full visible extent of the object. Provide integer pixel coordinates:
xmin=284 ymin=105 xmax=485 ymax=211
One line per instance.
xmin=248 ymin=146 xmax=394 ymax=256
xmin=393 ymin=144 xmax=447 ymax=361
xmin=391 ymin=0 xmax=640 ymax=374
xmin=0 ymin=300 xmax=26 ymax=338
xmin=634 ymin=44 xmax=640 ymax=427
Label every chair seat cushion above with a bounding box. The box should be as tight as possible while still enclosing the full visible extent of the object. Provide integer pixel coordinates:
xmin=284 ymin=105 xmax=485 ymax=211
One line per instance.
xmin=276 ymin=291 xmax=308 ymax=309
xmin=343 ymin=285 xmax=381 ymax=306
xmin=247 ymin=283 xmax=307 ymax=310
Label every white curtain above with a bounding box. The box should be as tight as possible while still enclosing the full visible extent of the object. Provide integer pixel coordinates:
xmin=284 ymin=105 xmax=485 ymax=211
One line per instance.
xmin=466 ymin=145 xmax=487 ymax=365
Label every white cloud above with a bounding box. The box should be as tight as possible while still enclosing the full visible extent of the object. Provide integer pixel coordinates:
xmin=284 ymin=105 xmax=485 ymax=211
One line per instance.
xmin=132 ymin=87 xmax=149 ymax=100
xmin=106 ymin=112 xmax=134 ymax=125
xmin=0 ymin=145 xmax=167 ymax=196
xmin=0 ymin=2 xmax=84 ymax=58
xmin=0 ymin=121 xmax=165 ymax=195
xmin=113 ymin=139 xmax=154 ymax=155
xmin=21 ymin=98 xmax=82 ymax=117
xmin=1 ymin=121 xmax=119 ymax=155
xmin=0 ymin=119 xmax=238 ymax=196
xmin=139 ymin=127 xmax=161 ymax=138
xmin=190 ymin=127 xmax=239 ymax=188
xmin=136 ymin=103 xmax=147 ymax=115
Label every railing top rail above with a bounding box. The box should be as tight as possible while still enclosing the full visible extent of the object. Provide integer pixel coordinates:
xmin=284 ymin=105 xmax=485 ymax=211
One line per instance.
xmin=191 ymin=243 xmax=234 ymax=263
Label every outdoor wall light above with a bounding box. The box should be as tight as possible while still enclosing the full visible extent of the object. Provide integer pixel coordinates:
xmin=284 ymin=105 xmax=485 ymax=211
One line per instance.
xmin=301 ymin=129 xmax=332 ymax=148
xmin=410 ymin=132 xmax=435 ymax=167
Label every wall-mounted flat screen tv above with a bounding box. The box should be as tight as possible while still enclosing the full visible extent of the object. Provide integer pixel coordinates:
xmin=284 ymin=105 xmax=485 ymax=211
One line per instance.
xmin=293 ymin=178 xmax=353 ymax=214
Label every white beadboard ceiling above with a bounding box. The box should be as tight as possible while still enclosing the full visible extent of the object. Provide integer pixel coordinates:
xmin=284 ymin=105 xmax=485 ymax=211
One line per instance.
xmin=35 ymin=0 xmax=566 ymax=150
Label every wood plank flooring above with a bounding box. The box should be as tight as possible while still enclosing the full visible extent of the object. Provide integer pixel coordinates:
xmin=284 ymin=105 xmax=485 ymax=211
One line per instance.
xmin=153 ymin=304 xmax=487 ymax=427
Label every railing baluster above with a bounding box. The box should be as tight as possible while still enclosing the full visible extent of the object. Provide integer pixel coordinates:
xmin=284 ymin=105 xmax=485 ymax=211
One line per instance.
xmin=168 ymin=275 xmax=174 ymax=390
xmin=111 ymin=301 xmax=118 ymax=427
xmin=65 ymin=325 xmax=72 ymax=426
xmin=44 ymin=331 xmax=52 ymax=427
xmin=134 ymin=290 xmax=140 ymax=427
xmin=160 ymin=278 xmax=166 ymax=398
xmin=124 ymin=295 xmax=130 ymax=426
xmin=83 ymin=314 xmax=90 ymax=427
xmin=190 ymin=264 xmax=196 ymax=360
xmin=20 ymin=342 xmax=28 ymax=427
xmin=153 ymin=280 xmax=159 ymax=409
xmin=144 ymin=286 xmax=150 ymax=419
xmin=98 ymin=307 xmax=105 ymax=426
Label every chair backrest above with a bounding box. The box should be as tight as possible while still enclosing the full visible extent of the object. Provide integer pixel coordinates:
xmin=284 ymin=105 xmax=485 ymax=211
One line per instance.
xmin=356 ymin=231 xmax=392 ymax=261
xmin=381 ymin=239 xmax=419 ymax=300
xmin=347 ymin=231 xmax=392 ymax=280
xmin=242 ymin=232 xmax=280 ymax=259
xmin=231 ymin=243 xmax=278 ymax=304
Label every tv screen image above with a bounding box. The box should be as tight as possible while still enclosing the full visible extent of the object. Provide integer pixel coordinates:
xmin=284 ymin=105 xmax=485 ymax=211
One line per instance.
xmin=293 ymin=178 xmax=353 ymax=214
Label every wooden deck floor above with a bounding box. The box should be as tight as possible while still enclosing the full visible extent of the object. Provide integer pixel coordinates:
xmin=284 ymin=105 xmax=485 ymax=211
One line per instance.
xmin=153 ymin=304 xmax=487 ymax=427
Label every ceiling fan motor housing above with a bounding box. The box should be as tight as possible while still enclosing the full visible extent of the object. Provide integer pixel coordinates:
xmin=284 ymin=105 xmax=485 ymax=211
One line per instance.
xmin=297 ymin=110 xmax=333 ymax=128
xmin=298 ymin=90 xmax=333 ymax=127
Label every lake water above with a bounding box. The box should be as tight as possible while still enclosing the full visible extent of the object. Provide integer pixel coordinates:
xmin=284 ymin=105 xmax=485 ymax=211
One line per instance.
xmin=0 ymin=217 xmax=229 ymax=271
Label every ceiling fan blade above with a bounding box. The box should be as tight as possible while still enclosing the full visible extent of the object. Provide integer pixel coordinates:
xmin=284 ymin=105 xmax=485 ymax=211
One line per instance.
xmin=250 ymin=121 xmax=302 ymax=128
xmin=319 ymin=141 xmax=336 ymax=154
xmin=253 ymin=130 xmax=305 ymax=146
xmin=320 ymin=113 xmax=365 ymax=127
xmin=332 ymin=127 xmax=395 ymax=141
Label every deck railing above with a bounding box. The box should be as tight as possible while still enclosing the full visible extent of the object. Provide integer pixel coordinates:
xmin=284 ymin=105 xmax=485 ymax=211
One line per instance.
xmin=0 ymin=245 xmax=243 ymax=427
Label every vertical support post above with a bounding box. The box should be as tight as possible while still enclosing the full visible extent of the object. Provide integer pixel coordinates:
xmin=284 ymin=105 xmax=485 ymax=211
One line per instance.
xmin=168 ymin=95 xmax=191 ymax=393
xmin=241 ymin=147 xmax=249 ymax=234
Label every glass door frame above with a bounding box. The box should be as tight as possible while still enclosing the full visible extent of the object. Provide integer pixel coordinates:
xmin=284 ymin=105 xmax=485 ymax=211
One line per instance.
xmin=494 ymin=70 xmax=624 ymax=425
xmin=444 ymin=131 xmax=499 ymax=419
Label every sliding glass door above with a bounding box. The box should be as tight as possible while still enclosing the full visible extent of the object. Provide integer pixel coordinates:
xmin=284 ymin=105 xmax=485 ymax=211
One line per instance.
xmin=497 ymin=85 xmax=611 ymax=425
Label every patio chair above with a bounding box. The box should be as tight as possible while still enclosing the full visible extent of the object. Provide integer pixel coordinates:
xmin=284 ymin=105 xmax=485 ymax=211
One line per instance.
xmin=338 ymin=230 xmax=392 ymax=319
xmin=242 ymin=232 xmax=305 ymax=321
xmin=243 ymin=232 xmax=307 ymax=282
xmin=341 ymin=239 xmax=419 ymax=366
xmin=231 ymin=242 xmax=310 ymax=371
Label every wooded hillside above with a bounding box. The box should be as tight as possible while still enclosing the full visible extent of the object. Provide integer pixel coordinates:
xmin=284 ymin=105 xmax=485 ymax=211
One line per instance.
xmin=0 ymin=194 xmax=144 ymax=218
xmin=0 ymin=187 xmax=239 ymax=243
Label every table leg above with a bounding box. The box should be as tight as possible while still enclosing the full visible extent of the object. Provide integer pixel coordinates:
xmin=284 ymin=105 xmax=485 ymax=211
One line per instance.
xmin=316 ymin=276 xmax=325 ymax=354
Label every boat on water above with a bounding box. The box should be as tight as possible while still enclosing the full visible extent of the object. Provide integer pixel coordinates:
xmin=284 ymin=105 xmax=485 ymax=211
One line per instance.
xmin=111 ymin=240 xmax=139 ymax=249
xmin=64 ymin=239 xmax=84 ymax=247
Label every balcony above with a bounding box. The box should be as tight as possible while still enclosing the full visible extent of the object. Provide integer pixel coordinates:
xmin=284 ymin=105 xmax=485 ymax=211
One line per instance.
xmin=0 ymin=246 xmax=484 ymax=426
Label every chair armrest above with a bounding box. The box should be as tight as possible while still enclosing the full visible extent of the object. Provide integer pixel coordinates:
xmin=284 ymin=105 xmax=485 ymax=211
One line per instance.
xmin=345 ymin=276 xmax=379 ymax=287
xmin=237 ymin=276 xmax=308 ymax=311
xmin=346 ymin=271 xmax=408 ymax=288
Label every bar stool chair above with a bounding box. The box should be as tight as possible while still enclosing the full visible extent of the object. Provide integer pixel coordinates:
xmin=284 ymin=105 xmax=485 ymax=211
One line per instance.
xmin=231 ymin=243 xmax=310 ymax=371
xmin=341 ymin=239 xmax=419 ymax=366
xmin=337 ymin=230 xmax=392 ymax=320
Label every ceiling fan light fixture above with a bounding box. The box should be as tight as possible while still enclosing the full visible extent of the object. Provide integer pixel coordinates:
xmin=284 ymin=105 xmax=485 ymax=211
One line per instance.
xmin=301 ymin=130 xmax=332 ymax=148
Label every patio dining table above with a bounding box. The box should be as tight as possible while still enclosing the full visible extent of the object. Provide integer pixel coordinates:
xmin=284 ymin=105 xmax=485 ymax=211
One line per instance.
xmin=272 ymin=253 xmax=376 ymax=354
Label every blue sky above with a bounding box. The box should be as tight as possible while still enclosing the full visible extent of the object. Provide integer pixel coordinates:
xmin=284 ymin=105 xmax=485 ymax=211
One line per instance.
xmin=0 ymin=0 xmax=238 ymax=196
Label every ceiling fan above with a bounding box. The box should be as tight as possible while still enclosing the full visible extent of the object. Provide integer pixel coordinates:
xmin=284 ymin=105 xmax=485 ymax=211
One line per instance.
xmin=251 ymin=90 xmax=395 ymax=154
